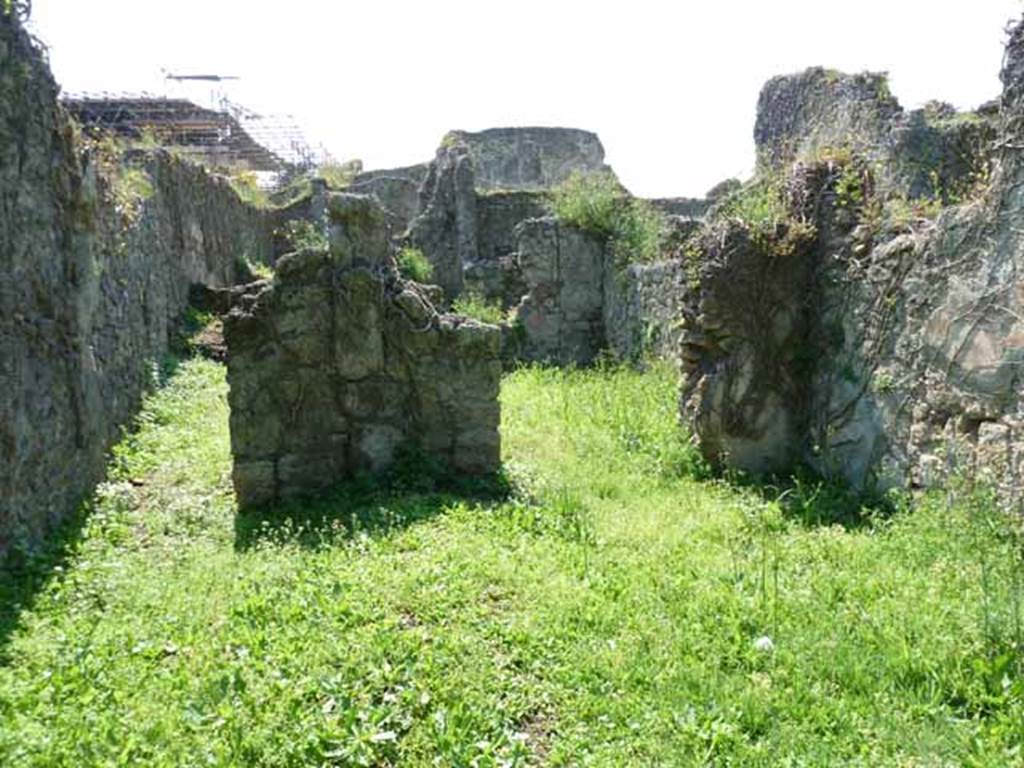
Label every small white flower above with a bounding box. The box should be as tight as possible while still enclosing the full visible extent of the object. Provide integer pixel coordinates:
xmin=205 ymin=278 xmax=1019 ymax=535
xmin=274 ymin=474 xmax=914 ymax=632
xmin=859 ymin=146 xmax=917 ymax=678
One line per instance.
xmin=752 ymin=635 xmax=775 ymax=652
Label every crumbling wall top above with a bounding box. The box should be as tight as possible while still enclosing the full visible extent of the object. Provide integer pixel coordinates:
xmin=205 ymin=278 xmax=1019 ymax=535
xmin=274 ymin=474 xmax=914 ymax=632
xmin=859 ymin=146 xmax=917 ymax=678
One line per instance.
xmin=444 ymin=127 xmax=612 ymax=191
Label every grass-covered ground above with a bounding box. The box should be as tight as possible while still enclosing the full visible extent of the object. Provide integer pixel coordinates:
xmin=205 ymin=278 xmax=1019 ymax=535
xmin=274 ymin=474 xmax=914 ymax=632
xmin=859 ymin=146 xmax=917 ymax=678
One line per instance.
xmin=1 ymin=359 xmax=1023 ymax=766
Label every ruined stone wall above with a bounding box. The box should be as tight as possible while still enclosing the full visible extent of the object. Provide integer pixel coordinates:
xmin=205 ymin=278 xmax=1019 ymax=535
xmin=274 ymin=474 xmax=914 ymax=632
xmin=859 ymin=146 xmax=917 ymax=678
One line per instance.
xmin=604 ymin=258 xmax=691 ymax=363
xmin=225 ymin=194 xmax=501 ymax=507
xmin=755 ymin=68 xmax=901 ymax=169
xmin=408 ymin=140 xmax=477 ymax=299
xmin=450 ymin=127 xmax=609 ymax=191
xmin=347 ymin=163 xmax=428 ymax=235
xmin=754 ymin=67 xmax=996 ymax=200
xmin=501 ymin=214 xmax=693 ymax=366
xmin=681 ymin=24 xmax=1024 ymax=500
xmin=0 ymin=14 xmax=269 ymax=556
xmin=409 ymin=128 xmax=617 ymax=303
xmin=510 ymin=218 xmax=609 ymax=365
xmin=468 ymin=191 xmax=548 ymax=305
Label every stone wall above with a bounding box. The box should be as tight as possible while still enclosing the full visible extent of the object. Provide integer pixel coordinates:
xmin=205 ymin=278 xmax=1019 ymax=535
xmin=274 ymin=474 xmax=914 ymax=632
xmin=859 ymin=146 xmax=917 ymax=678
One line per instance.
xmin=408 ymin=139 xmax=477 ymax=298
xmin=604 ymin=258 xmax=691 ymax=363
xmin=448 ymin=127 xmax=610 ymax=191
xmin=0 ymin=14 xmax=270 ymax=556
xmin=502 ymin=215 xmax=693 ymax=366
xmin=468 ymin=191 xmax=548 ymax=305
xmin=512 ymin=218 xmax=607 ymax=364
xmin=409 ymin=128 xmax=617 ymax=303
xmin=755 ymin=67 xmax=996 ymax=200
xmin=347 ymin=163 xmax=429 ymax=235
xmin=754 ymin=68 xmax=901 ymax=170
xmin=224 ymin=194 xmax=502 ymax=507
xmin=681 ymin=23 xmax=1024 ymax=501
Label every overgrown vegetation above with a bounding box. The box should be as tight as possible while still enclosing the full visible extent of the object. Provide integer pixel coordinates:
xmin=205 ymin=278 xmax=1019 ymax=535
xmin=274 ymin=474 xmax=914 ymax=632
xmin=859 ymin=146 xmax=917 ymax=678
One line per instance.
xmin=396 ymin=246 xmax=434 ymax=283
xmin=227 ymin=170 xmax=270 ymax=208
xmin=237 ymin=254 xmax=274 ymax=281
xmin=550 ymin=171 xmax=668 ymax=266
xmin=451 ymin=291 xmax=507 ymax=325
xmin=718 ymin=176 xmax=817 ymax=253
xmin=1 ymin=359 xmax=1023 ymax=765
xmin=85 ymin=132 xmax=156 ymax=225
xmin=276 ymin=219 xmax=328 ymax=254
xmin=318 ymin=159 xmax=362 ymax=189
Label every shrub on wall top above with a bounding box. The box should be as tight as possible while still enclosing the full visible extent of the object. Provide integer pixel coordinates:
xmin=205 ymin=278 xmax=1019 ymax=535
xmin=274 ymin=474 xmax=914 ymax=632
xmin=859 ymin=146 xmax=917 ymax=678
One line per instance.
xmin=550 ymin=171 xmax=668 ymax=266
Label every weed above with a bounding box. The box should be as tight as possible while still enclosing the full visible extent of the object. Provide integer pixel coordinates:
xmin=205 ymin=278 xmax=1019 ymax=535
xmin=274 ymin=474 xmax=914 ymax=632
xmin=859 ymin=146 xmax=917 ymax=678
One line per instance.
xmin=396 ymin=246 xmax=434 ymax=283
xmin=451 ymin=291 xmax=506 ymax=325
xmin=227 ymin=170 xmax=269 ymax=208
xmin=317 ymin=159 xmax=362 ymax=189
xmin=550 ymin=171 xmax=668 ymax=266
xmin=276 ymin=219 xmax=328 ymax=253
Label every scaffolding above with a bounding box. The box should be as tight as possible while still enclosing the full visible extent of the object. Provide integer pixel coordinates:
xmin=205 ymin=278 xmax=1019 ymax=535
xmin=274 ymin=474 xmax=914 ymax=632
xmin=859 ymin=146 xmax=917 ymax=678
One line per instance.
xmin=61 ymin=91 xmax=334 ymax=184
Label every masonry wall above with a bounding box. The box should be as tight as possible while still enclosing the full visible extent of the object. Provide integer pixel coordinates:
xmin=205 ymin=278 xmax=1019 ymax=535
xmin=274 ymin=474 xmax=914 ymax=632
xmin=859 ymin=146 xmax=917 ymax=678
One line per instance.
xmin=467 ymin=191 xmax=548 ymax=306
xmin=0 ymin=15 xmax=270 ymax=556
xmin=604 ymin=259 xmax=691 ymax=362
xmin=225 ymin=194 xmax=502 ymax=507
xmin=680 ymin=27 xmax=1024 ymax=498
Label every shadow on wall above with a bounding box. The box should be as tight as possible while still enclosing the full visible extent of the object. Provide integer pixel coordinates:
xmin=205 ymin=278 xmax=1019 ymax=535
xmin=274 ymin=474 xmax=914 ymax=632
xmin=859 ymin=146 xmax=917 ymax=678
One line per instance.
xmin=233 ymin=450 xmax=513 ymax=551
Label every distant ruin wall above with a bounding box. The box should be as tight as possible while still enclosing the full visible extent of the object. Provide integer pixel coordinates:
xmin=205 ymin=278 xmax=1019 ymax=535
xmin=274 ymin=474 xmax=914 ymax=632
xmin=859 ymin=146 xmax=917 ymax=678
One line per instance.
xmin=468 ymin=191 xmax=548 ymax=305
xmin=604 ymin=259 xmax=690 ymax=362
xmin=409 ymin=128 xmax=617 ymax=303
xmin=347 ymin=163 xmax=429 ymax=235
xmin=509 ymin=217 xmax=688 ymax=365
xmin=0 ymin=14 xmax=270 ymax=556
xmin=225 ymin=194 xmax=501 ymax=507
xmin=451 ymin=127 xmax=609 ymax=191
xmin=512 ymin=218 xmax=607 ymax=364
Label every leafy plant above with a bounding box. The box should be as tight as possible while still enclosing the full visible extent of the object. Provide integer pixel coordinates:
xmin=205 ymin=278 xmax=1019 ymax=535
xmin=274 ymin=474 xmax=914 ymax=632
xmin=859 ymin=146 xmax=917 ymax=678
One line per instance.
xmin=550 ymin=170 xmax=624 ymax=237
xmin=236 ymin=253 xmax=274 ymax=281
xmin=86 ymin=133 xmax=155 ymax=224
xmin=550 ymin=171 xmax=668 ymax=266
xmin=396 ymin=246 xmax=434 ymax=283
xmin=228 ymin=170 xmax=269 ymax=208
xmin=719 ymin=176 xmax=817 ymax=253
xmin=276 ymin=219 xmax=327 ymax=253
xmin=317 ymin=159 xmax=362 ymax=189
xmin=451 ymin=291 xmax=505 ymax=325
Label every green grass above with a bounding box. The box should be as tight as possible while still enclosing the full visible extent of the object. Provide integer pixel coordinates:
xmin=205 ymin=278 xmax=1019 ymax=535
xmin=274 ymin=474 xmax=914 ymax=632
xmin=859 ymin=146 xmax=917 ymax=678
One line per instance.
xmin=1 ymin=359 xmax=1023 ymax=765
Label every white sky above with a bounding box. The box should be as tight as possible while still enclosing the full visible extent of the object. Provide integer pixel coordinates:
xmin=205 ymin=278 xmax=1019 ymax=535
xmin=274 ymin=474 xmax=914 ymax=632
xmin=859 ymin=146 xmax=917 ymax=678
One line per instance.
xmin=30 ymin=1 xmax=1024 ymax=197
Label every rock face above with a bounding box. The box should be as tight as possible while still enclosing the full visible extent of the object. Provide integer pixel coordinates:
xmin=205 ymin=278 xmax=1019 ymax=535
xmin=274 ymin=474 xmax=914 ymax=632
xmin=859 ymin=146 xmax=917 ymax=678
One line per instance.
xmin=681 ymin=22 xmax=1024 ymax=501
xmin=224 ymin=194 xmax=502 ymax=507
xmin=0 ymin=13 xmax=270 ymax=556
xmin=409 ymin=127 xmax=615 ymax=302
